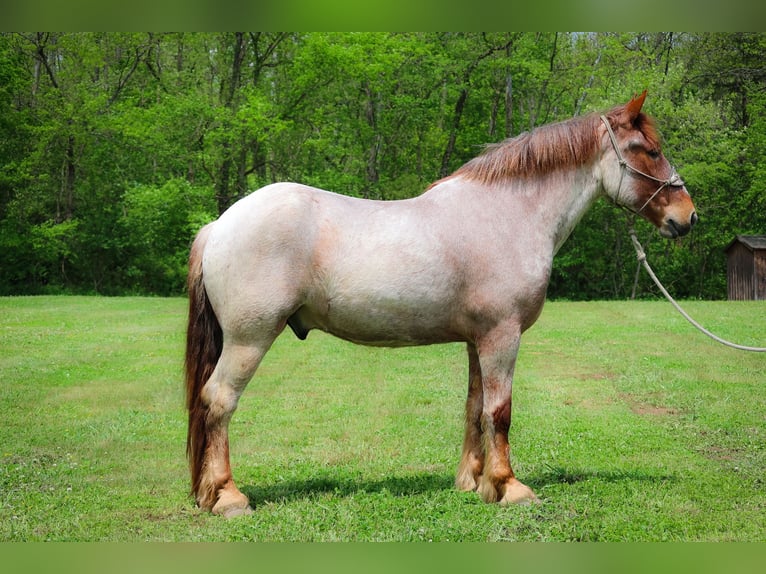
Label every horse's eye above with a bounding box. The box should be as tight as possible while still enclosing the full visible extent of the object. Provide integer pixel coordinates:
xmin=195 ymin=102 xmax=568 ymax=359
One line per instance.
xmin=648 ymin=149 xmax=661 ymax=159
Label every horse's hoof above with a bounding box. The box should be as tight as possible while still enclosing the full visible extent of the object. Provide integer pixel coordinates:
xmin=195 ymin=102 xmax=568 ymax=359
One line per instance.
xmin=212 ymin=488 xmax=253 ymax=518
xmin=212 ymin=499 xmax=253 ymax=518
xmin=498 ymin=479 xmax=539 ymax=506
xmin=219 ymin=504 xmax=253 ymax=518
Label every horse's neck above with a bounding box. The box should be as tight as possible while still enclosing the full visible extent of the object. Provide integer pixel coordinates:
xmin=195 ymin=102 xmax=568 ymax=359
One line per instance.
xmin=437 ymin=165 xmax=602 ymax=255
xmin=539 ymin=166 xmax=603 ymax=254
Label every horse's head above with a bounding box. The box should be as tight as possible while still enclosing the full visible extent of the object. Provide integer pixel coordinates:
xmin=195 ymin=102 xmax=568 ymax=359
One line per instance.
xmin=600 ymin=91 xmax=697 ymax=238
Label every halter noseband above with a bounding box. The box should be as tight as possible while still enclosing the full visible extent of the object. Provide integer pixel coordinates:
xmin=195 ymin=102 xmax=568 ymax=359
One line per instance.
xmin=600 ymin=115 xmax=684 ymax=214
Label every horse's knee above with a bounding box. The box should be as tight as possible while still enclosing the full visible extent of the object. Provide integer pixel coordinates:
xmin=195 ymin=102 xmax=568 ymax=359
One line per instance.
xmin=479 ymin=406 xmax=509 ymax=438
xmin=201 ymin=379 xmax=240 ymax=421
xmin=490 ymin=401 xmax=511 ymax=435
xmin=202 ymin=344 xmax=264 ymax=415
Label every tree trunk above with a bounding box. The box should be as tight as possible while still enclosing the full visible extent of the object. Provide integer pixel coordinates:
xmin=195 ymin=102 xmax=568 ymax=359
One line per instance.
xmin=215 ymin=33 xmax=246 ymax=213
xmin=364 ymin=83 xmax=380 ymax=197
xmin=505 ymin=72 xmax=513 ymax=138
xmin=440 ymin=88 xmax=467 ymax=177
xmin=216 ymin=150 xmax=232 ymax=214
xmin=60 ymin=134 xmax=76 ymax=222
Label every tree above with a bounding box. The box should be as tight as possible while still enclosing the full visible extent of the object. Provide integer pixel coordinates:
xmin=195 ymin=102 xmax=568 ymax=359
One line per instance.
xmin=0 ymin=32 xmax=762 ymax=298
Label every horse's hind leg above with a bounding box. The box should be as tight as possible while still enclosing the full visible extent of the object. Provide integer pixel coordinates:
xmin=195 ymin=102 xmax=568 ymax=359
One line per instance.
xmin=455 ymin=344 xmax=484 ymax=491
xmin=196 ymin=341 xmax=269 ymax=517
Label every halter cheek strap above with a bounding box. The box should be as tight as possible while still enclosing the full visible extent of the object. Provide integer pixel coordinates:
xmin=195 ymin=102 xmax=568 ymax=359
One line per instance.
xmin=600 ymin=115 xmax=685 ymax=214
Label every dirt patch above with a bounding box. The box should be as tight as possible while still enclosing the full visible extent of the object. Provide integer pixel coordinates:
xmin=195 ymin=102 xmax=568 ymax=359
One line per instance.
xmin=693 ymin=430 xmax=746 ymax=463
xmin=696 ymin=445 xmax=739 ymax=462
xmin=618 ymin=392 xmax=679 ymax=416
xmin=559 ymin=373 xmax=619 ymax=410
xmin=563 ymin=397 xmax=614 ymax=411
xmin=574 ymin=372 xmax=616 ymax=381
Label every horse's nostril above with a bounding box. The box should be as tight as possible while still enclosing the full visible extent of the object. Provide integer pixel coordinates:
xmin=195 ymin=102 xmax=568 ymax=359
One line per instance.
xmin=690 ymin=211 xmax=699 ymax=227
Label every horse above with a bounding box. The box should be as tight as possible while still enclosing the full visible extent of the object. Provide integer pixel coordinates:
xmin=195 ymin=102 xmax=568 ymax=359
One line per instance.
xmin=184 ymin=91 xmax=697 ymax=517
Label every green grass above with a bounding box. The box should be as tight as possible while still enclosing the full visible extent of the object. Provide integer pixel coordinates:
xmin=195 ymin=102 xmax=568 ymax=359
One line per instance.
xmin=1 ymin=296 xmax=764 ymax=541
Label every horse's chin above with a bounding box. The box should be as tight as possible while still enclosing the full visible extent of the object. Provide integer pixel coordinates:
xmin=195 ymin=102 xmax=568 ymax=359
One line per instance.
xmin=659 ymin=218 xmax=693 ymax=239
xmin=659 ymin=226 xmax=679 ymax=239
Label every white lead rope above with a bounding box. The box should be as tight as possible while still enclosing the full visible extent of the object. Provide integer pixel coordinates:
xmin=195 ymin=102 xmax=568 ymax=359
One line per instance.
xmin=628 ymin=222 xmax=766 ymax=352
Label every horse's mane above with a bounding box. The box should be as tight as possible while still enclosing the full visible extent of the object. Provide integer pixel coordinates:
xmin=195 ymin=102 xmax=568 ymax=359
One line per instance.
xmin=451 ymin=105 xmax=660 ymax=185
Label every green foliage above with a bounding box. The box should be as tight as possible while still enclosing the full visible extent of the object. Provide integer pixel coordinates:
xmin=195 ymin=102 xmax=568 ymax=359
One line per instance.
xmin=0 ymin=32 xmax=763 ymax=297
xmin=120 ymin=179 xmax=216 ymax=294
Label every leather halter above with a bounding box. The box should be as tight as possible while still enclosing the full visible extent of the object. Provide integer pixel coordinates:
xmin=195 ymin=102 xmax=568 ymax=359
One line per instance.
xmin=600 ymin=115 xmax=685 ymax=214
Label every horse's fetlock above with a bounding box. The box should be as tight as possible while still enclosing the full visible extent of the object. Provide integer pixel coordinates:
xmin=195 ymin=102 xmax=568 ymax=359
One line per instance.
xmin=477 ymin=475 xmax=500 ymax=503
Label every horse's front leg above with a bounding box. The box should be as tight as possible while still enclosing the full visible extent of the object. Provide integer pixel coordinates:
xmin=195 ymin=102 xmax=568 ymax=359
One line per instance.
xmin=475 ymin=327 xmax=538 ymax=505
xmin=455 ymin=343 xmax=484 ymax=492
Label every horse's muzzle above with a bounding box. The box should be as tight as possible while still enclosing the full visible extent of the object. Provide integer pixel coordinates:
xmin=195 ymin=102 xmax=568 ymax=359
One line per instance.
xmin=661 ymin=211 xmax=698 ymax=239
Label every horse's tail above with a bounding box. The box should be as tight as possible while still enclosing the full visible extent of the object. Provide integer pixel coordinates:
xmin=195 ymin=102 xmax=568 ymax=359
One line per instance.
xmin=184 ymin=223 xmax=221 ymax=502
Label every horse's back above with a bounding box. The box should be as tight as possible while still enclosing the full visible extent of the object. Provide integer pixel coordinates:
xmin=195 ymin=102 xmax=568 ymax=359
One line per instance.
xmin=200 ymin=182 xmax=467 ymax=345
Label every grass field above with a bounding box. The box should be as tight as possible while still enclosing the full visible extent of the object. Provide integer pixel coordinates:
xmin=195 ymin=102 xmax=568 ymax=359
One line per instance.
xmin=1 ymin=296 xmax=764 ymax=541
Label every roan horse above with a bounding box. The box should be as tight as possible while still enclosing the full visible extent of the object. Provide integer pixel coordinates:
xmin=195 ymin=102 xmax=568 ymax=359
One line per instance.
xmin=185 ymin=91 xmax=697 ymax=517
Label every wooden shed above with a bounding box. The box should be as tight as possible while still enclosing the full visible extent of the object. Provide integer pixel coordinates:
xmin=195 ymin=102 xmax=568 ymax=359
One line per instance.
xmin=725 ymin=235 xmax=766 ymax=300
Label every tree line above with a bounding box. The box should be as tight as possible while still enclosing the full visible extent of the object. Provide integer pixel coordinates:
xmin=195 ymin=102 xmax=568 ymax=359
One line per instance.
xmin=0 ymin=32 xmax=764 ymax=298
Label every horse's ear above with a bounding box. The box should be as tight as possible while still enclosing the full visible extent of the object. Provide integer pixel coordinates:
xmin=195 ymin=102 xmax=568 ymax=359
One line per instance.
xmin=625 ymin=90 xmax=648 ymax=122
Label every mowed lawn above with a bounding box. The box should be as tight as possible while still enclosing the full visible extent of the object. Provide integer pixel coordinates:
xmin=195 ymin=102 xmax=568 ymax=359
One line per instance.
xmin=1 ymin=296 xmax=764 ymax=541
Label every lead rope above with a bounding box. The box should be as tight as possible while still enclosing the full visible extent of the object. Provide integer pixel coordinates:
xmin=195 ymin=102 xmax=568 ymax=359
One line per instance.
xmin=627 ymin=220 xmax=766 ymax=352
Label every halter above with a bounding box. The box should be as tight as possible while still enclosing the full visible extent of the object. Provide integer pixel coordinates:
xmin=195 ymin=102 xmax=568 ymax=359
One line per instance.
xmin=600 ymin=115 xmax=685 ymax=214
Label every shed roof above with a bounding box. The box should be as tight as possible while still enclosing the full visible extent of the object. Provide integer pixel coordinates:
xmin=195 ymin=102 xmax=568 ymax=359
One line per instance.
xmin=725 ymin=235 xmax=766 ymax=252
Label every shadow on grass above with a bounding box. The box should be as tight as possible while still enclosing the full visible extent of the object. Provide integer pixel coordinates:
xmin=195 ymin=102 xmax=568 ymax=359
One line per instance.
xmin=242 ymin=465 xmax=676 ymax=506
xmin=243 ymin=472 xmax=455 ymax=506
xmin=528 ymin=464 xmax=678 ymax=489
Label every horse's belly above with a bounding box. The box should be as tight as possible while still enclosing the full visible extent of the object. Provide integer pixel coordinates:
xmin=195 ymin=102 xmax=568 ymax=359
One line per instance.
xmin=292 ymin=293 xmax=461 ymax=347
